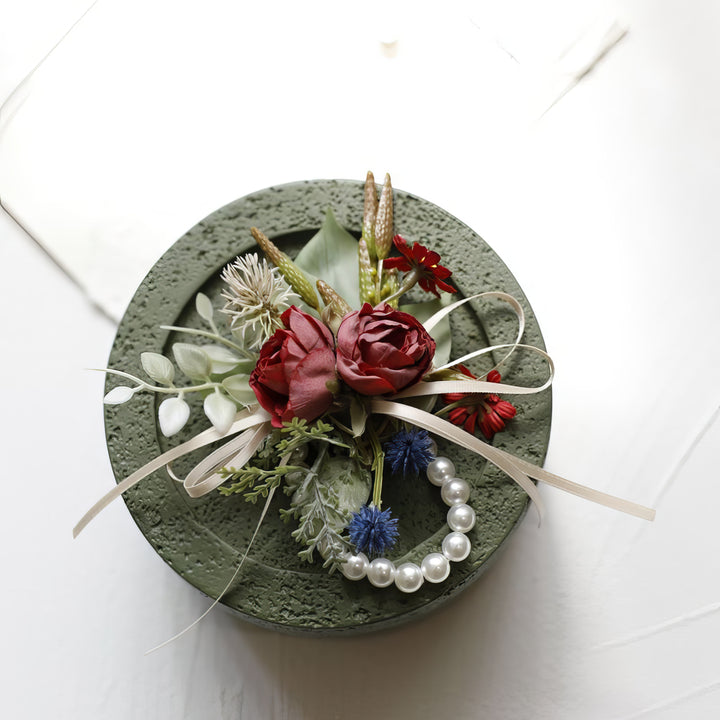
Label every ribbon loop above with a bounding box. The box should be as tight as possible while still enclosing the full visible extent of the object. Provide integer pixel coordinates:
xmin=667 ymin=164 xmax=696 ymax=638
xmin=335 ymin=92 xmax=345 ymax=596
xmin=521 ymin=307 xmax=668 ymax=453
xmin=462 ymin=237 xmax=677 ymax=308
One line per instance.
xmin=182 ymin=422 xmax=272 ymax=498
xmin=424 ymin=292 xmax=526 ymax=375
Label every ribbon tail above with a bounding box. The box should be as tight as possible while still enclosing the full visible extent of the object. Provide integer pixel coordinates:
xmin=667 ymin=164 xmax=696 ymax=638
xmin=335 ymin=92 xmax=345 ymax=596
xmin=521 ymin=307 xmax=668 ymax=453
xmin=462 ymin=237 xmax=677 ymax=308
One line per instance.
xmin=145 ymin=482 xmax=279 ymax=654
xmin=73 ymin=406 xmax=271 ymax=538
xmin=498 ymin=451 xmax=656 ymax=521
xmin=371 ymin=400 xmax=655 ymax=522
xmin=371 ymin=399 xmax=545 ymax=524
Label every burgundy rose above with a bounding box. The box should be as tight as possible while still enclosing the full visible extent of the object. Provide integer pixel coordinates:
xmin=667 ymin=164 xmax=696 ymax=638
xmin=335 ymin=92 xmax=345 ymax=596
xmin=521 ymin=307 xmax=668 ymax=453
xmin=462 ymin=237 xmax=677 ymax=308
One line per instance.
xmin=336 ymin=302 xmax=436 ymax=395
xmin=250 ymin=306 xmax=336 ymax=427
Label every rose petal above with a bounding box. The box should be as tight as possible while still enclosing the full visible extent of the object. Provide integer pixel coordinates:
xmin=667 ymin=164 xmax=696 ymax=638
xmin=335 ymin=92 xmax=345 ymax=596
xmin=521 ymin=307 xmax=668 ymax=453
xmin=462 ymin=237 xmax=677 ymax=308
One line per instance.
xmin=287 ymin=347 xmax=336 ymax=421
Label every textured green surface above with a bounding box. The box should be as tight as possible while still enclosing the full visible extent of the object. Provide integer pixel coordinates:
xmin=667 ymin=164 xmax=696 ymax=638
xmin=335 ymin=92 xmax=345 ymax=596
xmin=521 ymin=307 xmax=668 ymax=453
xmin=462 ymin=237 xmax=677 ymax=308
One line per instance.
xmin=104 ymin=180 xmax=552 ymax=635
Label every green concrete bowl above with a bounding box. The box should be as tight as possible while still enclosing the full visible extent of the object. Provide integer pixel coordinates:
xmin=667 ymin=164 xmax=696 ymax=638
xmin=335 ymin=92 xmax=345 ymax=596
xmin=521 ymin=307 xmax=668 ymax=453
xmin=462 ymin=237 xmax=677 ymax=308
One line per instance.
xmin=104 ymin=179 xmax=551 ymax=635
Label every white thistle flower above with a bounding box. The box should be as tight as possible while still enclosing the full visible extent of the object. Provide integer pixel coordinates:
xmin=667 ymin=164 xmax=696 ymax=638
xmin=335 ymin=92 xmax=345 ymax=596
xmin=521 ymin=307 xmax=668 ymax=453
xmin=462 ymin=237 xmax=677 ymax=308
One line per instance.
xmin=220 ymin=253 xmax=298 ymax=349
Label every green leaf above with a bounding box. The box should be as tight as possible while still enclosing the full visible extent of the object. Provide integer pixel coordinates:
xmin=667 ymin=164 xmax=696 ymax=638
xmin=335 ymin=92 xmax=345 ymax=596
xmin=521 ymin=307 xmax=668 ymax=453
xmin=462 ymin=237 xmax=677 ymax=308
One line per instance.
xmin=294 ymin=208 xmax=361 ymax=309
xmin=222 ymin=374 xmax=256 ymax=406
xmin=140 ymin=352 xmax=175 ymax=385
xmin=288 ymin=453 xmax=371 ymax=569
xmin=400 ymin=295 xmax=453 ymax=368
xmin=326 ymin=457 xmax=372 ymax=514
xmin=103 ymin=386 xmax=135 ymax=405
xmin=195 ymin=292 xmax=214 ymax=325
xmin=203 ymin=391 xmax=237 ymax=435
xmin=157 ymin=396 xmax=190 ymax=437
xmin=172 ymin=343 xmax=211 ymax=380
xmin=200 ymin=344 xmax=244 ymax=375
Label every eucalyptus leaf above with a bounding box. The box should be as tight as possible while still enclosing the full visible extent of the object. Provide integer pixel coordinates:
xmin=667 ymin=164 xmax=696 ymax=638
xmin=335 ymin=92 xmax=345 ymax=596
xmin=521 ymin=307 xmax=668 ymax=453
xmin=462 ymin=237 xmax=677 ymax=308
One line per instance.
xmin=204 ymin=391 xmax=237 ymax=435
xmin=200 ymin=344 xmax=244 ymax=375
xmin=103 ymin=386 xmax=135 ymax=405
xmin=140 ymin=352 xmax=175 ymax=385
xmin=195 ymin=292 xmax=215 ymax=325
xmin=172 ymin=343 xmax=211 ymax=380
xmin=294 ymin=207 xmax=361 ymax=309
xmin=401 ymin=295 xmax=453 ymax=368
xmin=222 ymin=374 xmax=257 ymax=406
xmin=158 ymin=396 xmax=190 ymax=437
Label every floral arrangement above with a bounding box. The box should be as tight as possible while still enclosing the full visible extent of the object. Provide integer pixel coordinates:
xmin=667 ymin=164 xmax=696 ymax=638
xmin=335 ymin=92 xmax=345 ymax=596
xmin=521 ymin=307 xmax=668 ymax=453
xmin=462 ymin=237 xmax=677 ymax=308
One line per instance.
xmin=80 ymin=172 xmax=654 ymax=600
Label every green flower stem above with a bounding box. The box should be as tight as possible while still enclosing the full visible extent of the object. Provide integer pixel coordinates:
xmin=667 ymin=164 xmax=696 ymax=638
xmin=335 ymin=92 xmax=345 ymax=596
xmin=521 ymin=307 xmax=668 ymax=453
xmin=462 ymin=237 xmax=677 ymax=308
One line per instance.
xmin=158 ymin=325 xmax=253 ymax=357
xmin=205 ymin=314 xmax=220 ymax=337
xmin=100 ymin=367 xmax=220 ymax=394
xmin=368 ymin=422 xmax=385 ymax=508
xmin=375 ymin=259 xmax=385 ymax=305
xmin=435 ymin=401 xmax=461 ymax=417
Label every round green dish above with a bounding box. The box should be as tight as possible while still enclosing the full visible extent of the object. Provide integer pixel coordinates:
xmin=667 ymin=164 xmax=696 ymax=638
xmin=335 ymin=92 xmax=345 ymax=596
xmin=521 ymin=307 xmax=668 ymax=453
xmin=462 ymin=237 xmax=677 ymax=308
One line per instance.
xmin=104 ymin=179 xmax=551 ymax=635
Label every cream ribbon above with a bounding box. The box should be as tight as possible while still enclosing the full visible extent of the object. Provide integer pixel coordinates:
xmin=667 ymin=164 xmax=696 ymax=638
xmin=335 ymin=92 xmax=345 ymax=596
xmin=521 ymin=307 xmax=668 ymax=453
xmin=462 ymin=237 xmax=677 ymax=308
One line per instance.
xmin=72 ymin=290 xmax=655 ymax=652
xmin=145 ymin=481 xmax=281 ymax=654
xmin=73 ymin=406 xmax=272 ymax=537
xmin=424 ymin=291 xmax=526 ymax=373
xmin=396 ymin=343 xmax=555 ymax=398
xmin=76 ymin=290 xmax=654 ymax=540
xmin=372 ymin=399 xmax=655 ymax=522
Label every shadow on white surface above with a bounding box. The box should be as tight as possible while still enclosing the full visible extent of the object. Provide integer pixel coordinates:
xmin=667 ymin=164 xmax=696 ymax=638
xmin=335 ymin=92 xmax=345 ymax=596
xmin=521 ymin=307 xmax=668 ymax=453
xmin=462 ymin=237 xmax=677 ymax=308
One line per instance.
xmin=214 ymin=515 xmax=573 ymax=719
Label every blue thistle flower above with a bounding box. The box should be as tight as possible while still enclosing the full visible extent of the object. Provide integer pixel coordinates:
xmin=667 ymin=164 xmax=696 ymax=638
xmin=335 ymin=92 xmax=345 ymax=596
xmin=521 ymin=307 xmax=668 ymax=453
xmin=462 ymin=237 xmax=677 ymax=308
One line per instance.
xmin=384 ymin=428 xmax=435 ymax=476
xmin=347 ymin=505 xmax=399 ymax=556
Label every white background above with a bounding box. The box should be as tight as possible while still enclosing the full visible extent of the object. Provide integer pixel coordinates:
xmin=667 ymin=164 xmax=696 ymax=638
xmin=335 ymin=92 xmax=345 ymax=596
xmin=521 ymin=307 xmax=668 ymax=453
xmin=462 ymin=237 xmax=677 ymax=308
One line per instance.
xmin=2 ymin=1 xmax=720 ymax=718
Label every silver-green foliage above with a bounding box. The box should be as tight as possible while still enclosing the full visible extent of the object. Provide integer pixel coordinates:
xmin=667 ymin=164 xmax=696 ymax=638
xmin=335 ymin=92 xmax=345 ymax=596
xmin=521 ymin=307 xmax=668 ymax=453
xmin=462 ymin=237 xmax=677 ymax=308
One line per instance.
xmin=281 ymin=445 xmax=372 ymax=571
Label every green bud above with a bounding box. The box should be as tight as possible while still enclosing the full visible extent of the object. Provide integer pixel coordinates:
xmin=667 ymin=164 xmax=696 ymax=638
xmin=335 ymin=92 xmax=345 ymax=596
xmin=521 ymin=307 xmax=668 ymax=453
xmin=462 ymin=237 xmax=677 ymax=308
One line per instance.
xmin=251 ymin=227 xmax=319 ymax=310
xmin=374 ymin=173 xmax=393 ymax=260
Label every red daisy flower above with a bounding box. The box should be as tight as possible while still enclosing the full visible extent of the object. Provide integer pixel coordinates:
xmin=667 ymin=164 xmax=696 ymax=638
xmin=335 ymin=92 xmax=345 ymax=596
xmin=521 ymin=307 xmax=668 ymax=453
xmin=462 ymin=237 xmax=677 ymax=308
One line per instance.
xmin=443 ymin=366 xmax=517 ymax=441
xmin=383 ymin=235 xmax=456 ymax=298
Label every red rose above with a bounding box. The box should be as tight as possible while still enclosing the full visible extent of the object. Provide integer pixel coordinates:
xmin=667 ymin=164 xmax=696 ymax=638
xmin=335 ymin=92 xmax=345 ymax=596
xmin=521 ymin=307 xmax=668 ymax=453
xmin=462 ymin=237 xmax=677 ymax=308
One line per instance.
xmin=336 ymin=302 xmax=436 ymax=395
xmin=250 ymin=306 xmax=336 ymax=427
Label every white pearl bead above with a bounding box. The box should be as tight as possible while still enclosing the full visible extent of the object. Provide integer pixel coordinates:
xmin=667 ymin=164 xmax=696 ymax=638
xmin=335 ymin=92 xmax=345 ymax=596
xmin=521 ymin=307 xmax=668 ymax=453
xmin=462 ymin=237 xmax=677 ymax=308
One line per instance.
xmin=440 ymin=477 xmax=471 ymax=506
xmin=442 ymin=532 xmax=471 ymax=562
xmin=428 ymin=438 xmax=438 ymax=456
xmin=395 ymin=563 xmax=424 ymax=593
xmin=421 ymin=553 xmax=450 ymax=583
xmin=367 ymin=558 xmax=396 ymax=587
xmin=427 ymin=457 xmax=456 ymax=486
xmin=447 ymin=503 xmax=476 ymax=533
xmin=341 ymin=553 xmax=369 ymax=580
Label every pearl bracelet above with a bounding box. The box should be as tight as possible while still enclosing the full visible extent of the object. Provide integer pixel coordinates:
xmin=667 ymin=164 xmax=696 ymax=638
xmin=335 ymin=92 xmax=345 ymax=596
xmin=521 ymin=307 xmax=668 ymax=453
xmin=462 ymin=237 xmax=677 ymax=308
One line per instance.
xmin=341 ymin=456 xmax=476 ymax=593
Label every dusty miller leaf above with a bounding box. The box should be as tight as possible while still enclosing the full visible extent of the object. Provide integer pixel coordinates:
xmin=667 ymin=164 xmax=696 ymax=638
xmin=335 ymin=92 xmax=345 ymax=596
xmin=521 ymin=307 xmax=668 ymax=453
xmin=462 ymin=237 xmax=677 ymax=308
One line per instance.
xmin=287 ymin=454 xmax=371 ymax=568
